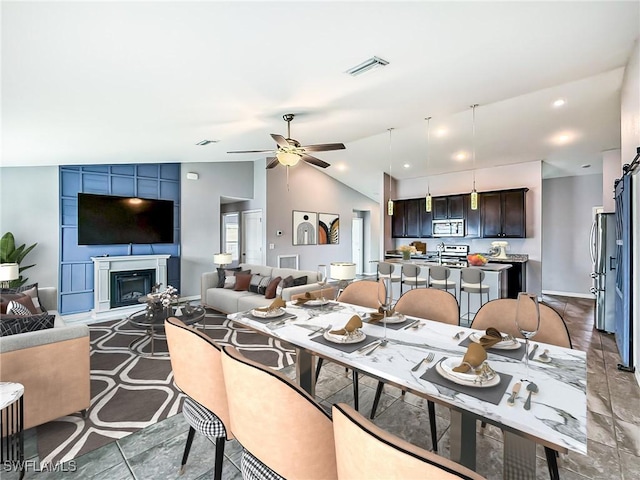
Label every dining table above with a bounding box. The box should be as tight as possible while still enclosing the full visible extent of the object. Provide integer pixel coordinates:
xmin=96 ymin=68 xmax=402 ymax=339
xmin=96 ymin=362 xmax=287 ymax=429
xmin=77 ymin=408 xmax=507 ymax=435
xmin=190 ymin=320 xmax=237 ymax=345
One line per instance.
xmin=228 ymin=300 xmax=587 ymax=479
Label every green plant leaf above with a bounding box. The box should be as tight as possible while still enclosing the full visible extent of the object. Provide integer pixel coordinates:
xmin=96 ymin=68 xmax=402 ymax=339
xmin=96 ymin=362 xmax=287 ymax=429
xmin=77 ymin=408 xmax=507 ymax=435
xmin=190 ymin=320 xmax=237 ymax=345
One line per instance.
xmin=0 ymin=232 xmax=16 ymax=262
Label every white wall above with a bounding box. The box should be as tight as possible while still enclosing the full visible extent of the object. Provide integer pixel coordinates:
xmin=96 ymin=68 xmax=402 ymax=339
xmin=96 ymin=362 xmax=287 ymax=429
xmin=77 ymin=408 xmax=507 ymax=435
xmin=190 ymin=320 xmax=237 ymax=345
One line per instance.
xmin=542 ymin=174 xmax=603 ymax=296
xmin=620 ymin=38 xmax=640 ymax=384
xmin=602 ymin=149 xmax=621 ymax=213
xmin=396 ymin=160 xmax=543 ymax=296
xmin=266 ymin=162 xmax=380 ymax=273
xmin=0 ymin=166 xmax=59 ymax=290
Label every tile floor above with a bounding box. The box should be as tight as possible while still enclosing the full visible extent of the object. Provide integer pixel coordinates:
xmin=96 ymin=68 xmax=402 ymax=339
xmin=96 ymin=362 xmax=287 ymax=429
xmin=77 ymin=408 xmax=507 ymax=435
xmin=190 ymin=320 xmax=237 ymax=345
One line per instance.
xmin=4 ymin=295 xmax=639 ymax=479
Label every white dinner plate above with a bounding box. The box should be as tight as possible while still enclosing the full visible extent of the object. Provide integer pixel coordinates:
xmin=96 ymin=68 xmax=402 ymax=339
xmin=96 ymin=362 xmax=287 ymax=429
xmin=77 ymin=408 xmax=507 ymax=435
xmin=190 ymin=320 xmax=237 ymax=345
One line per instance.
xmin=251 ymin=308 xmax=285 ymax=319
xmin=468 ymin=332 xmax=521 ymax=350
xmin=382 ymin=312 xmax=406 ymax=324
xmin=436 ymin=357 xmax=500 ymax=388
xmin=304 ymin=299 xmax=330 ymax=307
xmin=324 ymin=329 xmax=366 ymax=344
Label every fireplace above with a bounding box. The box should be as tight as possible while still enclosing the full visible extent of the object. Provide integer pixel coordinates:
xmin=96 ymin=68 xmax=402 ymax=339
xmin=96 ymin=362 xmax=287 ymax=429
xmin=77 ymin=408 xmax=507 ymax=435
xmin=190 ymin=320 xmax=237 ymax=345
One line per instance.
xmin=110 ymin=269 xmax=156 ymax=308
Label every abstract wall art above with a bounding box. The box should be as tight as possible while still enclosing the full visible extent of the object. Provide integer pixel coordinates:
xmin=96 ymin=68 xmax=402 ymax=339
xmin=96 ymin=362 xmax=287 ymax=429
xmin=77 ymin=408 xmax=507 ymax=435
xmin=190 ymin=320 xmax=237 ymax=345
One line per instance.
xmin=292 ymin=211 xmax=318 ymax=245
xmin=318 ymin=213 xmax=340 ymax=244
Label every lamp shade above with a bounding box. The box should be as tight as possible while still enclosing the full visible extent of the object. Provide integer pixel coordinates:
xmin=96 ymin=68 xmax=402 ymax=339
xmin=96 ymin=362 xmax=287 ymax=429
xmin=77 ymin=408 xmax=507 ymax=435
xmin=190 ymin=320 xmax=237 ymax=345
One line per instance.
xmin=330 ymin=262 xmax=356 ymax=281
xmin=213 ymin=253 xmax=232 ymax=265
xmin=0 ymin=263 xmax=19 ymax=282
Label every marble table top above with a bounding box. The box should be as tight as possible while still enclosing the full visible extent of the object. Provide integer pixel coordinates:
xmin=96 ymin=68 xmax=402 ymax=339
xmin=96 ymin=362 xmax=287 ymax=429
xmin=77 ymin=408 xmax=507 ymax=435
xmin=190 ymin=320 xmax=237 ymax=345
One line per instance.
xmin=0 ymin=381 xmax=24 ymax=409
xmin=229 ymin=302 xmax=587 ymax=456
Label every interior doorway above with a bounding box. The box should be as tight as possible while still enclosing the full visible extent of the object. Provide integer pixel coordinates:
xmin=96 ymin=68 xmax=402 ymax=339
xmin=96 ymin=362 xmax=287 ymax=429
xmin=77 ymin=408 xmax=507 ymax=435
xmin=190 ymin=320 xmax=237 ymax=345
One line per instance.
xmin=241 ymin=210 xmax=264 ymax=265
xmin=352 ymin=216 xmax=364 ymax=275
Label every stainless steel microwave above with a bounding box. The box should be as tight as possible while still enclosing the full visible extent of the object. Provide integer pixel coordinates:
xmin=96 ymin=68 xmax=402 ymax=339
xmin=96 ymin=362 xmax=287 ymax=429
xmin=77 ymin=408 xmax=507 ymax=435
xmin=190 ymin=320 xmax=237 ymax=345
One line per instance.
xmin=432 ymin=219 xmax=465 ymax=237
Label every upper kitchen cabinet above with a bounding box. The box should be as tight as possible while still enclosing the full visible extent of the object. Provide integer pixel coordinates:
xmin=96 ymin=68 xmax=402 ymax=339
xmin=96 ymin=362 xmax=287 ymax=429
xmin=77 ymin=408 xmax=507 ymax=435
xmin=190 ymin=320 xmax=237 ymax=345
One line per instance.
xmin=404 ymin=198 xmax=422 ymax=237
xmin=463 ymin=194 xmax=481 ymax=238
xmin=433 ymin=195 xmax=464 ymax=220
xmin=420 ymin=200 xmax=433 ymax=237
xmin=480 ymin=188 xmax=528 ymax=238
xmin=391 ymin=199 xmax=406 ymax=238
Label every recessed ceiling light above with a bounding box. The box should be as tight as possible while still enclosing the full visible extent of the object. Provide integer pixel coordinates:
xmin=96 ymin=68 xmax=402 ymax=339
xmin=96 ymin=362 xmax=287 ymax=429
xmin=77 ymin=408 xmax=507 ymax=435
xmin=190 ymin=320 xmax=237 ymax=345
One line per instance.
xmin=435 ymin=128 xmax=448 ymax=137
xmin=454 ymin=152 xmax=467 ymax=161
xmin=345 ymin=56 xmax=389 ymax=76
xmin=553 ymin=98 xmax=566 ymax=108
xmin=581 ymin=164 xmax=591 ymax=169
xmin=335 ymin=163 xmax=347 ymax=171
xmin=403 ymin=163 xmax=410 ymax=169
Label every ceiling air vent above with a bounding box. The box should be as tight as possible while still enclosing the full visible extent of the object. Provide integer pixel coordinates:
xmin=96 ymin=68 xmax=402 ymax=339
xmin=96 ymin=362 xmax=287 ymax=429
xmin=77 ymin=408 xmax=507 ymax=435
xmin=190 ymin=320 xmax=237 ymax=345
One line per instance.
xmin=346 ymin=56 xmax=389 ymax=76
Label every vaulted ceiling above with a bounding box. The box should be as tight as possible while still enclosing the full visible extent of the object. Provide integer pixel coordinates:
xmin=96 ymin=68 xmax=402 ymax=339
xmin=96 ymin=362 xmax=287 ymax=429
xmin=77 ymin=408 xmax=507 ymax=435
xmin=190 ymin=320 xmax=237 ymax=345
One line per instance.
xmin=2 ymin=1 xmax=638 ymax=200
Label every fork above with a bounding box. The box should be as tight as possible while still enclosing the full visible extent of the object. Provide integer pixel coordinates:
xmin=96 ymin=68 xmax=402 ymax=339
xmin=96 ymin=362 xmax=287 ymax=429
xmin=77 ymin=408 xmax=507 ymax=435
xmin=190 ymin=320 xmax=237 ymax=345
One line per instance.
xmin=411 ymin=352 xmax=435 ymax=371
xmin=453 ymin=331 xmax=465 ymax=340
xmin=307 ymin=324 xmax=332 ymax=337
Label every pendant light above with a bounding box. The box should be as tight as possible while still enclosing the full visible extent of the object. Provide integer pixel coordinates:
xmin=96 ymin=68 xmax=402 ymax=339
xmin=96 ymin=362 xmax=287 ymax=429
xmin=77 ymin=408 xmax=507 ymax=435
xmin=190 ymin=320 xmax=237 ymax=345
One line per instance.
xmin=425 ymin=117 xmax=432 ymax=212
xmin=387 ymin=128 xmax=394 ymax=216
xmin=470 ymin=104 xmax=479 ymax=211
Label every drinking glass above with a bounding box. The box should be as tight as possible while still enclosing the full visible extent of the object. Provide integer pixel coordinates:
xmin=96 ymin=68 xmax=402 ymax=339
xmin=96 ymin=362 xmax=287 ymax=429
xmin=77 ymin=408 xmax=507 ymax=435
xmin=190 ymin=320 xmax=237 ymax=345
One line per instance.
xmin=317 ymin=265 xmax=328 ymax=301
xmin=515 ymin=292 xmax=540 ymax=380
xmin=377 ymin=278 xmax=393 ymax=341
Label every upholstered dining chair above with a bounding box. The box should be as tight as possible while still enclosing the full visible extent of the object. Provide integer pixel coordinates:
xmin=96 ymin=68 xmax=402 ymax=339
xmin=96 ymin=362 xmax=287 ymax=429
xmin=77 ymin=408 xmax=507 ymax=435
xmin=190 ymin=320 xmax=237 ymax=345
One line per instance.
xmin=165 ymin=317 xmax=232 ymax=480
xmin=369 ymin=287 xmax=460 ymax=452
xmin=332 ymin=403 xmax=485 ymax=480
xmin=220 ymin=346 xmax=337 ymax=480
xmin=471 ymin=298 xmax=571 ymax=480
xmin=315 ymin=280 xmax=384 ymax=411
xmin=400 ymin=263 xmax=428 ymax=293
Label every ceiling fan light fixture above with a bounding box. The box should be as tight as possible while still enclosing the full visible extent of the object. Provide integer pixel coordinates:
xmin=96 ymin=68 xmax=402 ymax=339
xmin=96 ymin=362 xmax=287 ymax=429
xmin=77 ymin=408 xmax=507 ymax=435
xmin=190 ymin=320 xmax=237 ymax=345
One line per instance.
xmin=277 ymin=151 xmax=301 ymax=166
xmin=346 ymin=56 xmax=389 ymax=76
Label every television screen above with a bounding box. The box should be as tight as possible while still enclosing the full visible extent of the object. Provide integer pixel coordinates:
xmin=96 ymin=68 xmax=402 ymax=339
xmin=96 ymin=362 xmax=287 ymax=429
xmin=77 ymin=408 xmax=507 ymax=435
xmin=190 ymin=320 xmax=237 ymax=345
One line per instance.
xmin=78 ymin=193 xmax=174 ymax=245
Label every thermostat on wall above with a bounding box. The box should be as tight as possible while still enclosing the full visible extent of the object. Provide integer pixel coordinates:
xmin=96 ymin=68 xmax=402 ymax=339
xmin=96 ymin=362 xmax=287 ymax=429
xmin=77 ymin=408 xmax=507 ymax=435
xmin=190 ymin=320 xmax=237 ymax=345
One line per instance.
xmin=186 ymin=172 xmax=199 ymax=180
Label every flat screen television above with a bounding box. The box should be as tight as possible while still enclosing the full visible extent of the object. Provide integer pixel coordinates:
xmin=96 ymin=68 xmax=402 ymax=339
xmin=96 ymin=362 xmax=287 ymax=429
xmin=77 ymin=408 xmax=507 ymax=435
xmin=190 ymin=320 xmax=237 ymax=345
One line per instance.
xmin=78 ymin=193 xmax=174 ymax=245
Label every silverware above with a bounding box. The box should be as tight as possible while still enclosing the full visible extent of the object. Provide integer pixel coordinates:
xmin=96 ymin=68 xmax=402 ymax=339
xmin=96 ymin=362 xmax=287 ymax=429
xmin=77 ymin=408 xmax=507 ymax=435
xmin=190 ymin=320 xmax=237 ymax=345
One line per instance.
xmin=307 ymin=324 xmax=332 ymax=337
xmin=453 ymin=331 xmax=465 ymax=340
xmin=507 ymin=382 xmax=521 ymax=406
xmin=356 ymin=339 xmax=381 ymax=353
xmin=411 ymin=352 xmax=435 ymax=371
xmin=537 ymin=349 xmax=551 ymax=363
xmin=403 ymin=319 xmax=420 ymax=330
xmin=365 ymin=339 xmax=388 ymax=356
xmin=528 ymin=343 xmax=539 ymax=360
xmin=523 ymin=382 xmax=539 ymax=410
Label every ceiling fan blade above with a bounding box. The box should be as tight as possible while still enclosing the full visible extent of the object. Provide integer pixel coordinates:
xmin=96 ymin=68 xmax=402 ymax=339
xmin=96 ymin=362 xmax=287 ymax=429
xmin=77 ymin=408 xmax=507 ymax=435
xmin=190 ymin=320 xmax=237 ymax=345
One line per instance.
xmin=302 ymin=154 xmax=330 ymax=168
xmin=271 ymin=134 xmax=290 ymax=148
xmin=302 ymin=143 xmax=346 ymax=152
xmin=266 ymin=157 xmax=279 ymax=169
xmin=227 ymin=149 xmax=274 ymax=154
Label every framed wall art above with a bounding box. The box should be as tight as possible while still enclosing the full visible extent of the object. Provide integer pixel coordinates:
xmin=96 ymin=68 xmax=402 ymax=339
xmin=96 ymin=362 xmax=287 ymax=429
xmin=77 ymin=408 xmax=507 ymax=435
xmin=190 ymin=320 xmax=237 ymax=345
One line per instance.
xmin=318 ymin=213 xmax=339 ymax=244
xmin=292 ymin=211 xmax=318 ymax=245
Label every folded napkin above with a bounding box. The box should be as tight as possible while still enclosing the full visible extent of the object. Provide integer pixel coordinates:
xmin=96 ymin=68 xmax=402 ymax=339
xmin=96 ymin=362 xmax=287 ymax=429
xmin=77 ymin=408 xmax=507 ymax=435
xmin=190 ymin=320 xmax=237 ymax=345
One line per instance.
xmin=329 ymin=315 xmax=363 ymax=336
xmin=478 ymin=327 xmax=504 ymax=349
xmin=369 ymin=307 xmax=395 ymax=324
xmin=294 ymin=292 xmax=313 ymax=305
xmin=452 ymin=343 xmax=487 ymax=373
xmin=255 ymin=297 xmax=286 ymax=312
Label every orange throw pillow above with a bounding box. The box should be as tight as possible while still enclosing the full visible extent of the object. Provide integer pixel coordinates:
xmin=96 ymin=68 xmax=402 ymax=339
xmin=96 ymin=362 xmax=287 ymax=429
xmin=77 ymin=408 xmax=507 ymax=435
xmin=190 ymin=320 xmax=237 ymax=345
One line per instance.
xmin=264 ymin=276 xmax=282 ymax=299
xmin=234 ymin=273 xmax=252 ymax=292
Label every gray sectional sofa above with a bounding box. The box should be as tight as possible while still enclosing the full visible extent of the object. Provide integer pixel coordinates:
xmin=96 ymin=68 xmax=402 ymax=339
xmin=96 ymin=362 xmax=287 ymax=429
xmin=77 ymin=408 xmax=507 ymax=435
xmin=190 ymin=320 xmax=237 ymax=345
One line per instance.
xmin=201 ymin=263 xmax=321 ymax=313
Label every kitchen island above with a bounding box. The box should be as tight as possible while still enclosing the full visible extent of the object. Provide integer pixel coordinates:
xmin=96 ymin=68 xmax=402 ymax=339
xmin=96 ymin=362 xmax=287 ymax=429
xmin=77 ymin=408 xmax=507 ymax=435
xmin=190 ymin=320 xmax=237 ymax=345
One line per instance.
xmin=381 ymin=258 xmax=511 ymax=325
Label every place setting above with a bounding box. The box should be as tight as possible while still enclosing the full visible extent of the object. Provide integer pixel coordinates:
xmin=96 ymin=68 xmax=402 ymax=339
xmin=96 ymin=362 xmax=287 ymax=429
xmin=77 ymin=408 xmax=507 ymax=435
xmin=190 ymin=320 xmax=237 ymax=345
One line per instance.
xmin=309 ymin=314 xmax=382 ymax=353
xmin=240 ymin=298 xmax=297 ymax=326
xmin=457 ymin=327 xmax=526 ymax=361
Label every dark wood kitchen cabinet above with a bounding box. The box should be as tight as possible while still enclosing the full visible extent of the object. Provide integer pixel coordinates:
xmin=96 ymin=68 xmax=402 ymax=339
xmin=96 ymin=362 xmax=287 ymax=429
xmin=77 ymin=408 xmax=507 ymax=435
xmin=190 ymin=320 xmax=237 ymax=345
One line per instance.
xmin=433 ymin=195 xmax=464 ymax=220
xmin=404 ymin=198 xmax=422 ymax=237
xmin=391 ymin=200 xmax=406 ymax=238
xmin=463 ymin=194 xmax=481 ymax=238
xmin=480 ymin=188 xmax=528 ymax=238
xmin=420 ymin=202 xmax=433 ymax=237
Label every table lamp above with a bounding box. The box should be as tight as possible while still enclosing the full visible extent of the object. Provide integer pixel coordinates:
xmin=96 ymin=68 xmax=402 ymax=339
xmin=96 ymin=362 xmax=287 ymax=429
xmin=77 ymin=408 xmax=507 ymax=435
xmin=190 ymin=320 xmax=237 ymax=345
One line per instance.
xmin=213 ymin=253 xmax=233 ymax=268
xmin=0 ymin=263 xmax=19 ymax=288
xmin=330 ymin=262 xmax=357 ymax=296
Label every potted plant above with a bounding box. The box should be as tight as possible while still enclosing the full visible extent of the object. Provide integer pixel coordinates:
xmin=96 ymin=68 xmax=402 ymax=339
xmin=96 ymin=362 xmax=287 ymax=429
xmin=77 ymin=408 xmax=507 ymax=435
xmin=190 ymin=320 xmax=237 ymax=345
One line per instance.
xmin=0 ymin=232 xmax=37 ymax=287
xmin=398 ymin=245 xmax=417 ymax=260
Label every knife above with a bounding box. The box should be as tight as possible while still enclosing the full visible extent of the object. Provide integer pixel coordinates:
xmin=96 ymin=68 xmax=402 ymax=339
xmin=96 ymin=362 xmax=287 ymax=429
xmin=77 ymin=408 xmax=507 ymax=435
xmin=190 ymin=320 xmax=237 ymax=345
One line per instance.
xmin=507 ymin=382 xmax=521 ymax=406
xmin=403 ymin=319 xmax=420 ymax=330
xmin=528 ymin=343 xmax=539 ymax=360
xmin=356 ymin=339 xmax=381 ymax=354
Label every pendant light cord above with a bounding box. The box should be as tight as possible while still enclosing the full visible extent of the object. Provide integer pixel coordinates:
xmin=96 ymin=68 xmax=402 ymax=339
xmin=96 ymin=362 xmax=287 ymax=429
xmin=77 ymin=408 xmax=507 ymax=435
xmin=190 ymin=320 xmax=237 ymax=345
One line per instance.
xmin=426 ymin=117 xmax=431 ymax=194
xmin=471 ymin=104 xmax=477 ymax=189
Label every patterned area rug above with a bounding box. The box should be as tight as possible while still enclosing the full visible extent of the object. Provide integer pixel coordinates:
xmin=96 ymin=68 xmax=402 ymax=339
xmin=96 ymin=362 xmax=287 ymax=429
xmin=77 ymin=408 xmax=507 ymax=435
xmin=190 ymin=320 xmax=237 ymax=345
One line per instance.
xmin=36 ymin=310 xmax=295 ymax=465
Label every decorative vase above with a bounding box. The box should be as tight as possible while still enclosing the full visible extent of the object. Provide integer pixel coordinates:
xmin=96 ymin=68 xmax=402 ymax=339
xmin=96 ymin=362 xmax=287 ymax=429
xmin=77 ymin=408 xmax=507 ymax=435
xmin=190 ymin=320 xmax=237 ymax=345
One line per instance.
xmin=402 ymin=251 xmax=411 ymax=260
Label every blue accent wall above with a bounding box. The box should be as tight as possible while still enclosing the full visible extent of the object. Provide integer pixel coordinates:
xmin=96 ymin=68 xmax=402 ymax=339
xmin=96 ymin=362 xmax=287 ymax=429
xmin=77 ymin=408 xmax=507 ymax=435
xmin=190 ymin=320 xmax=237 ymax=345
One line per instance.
xmin=59 ymin=164 xmax=181 ymax=314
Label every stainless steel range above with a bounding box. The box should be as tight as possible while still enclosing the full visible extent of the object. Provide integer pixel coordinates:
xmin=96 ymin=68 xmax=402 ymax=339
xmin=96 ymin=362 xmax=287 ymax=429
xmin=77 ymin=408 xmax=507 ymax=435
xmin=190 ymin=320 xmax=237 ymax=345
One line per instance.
xmin=437 ymin=244 xmax=469 ymax=267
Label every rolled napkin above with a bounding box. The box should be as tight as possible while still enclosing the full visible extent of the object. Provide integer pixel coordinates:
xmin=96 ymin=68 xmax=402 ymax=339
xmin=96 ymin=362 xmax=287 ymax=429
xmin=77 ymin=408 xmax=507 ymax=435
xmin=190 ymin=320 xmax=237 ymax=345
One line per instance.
xmin=255 ymin=297 xmax=286 ymax=312
xmin=329 ymin=315 xmax=363 ymax=336
xmin=478 ymin=327 xmax=504 ymax=349
xmin=369 ymin=307 xmax=395 ymax=324
xmin=294 ymin=292 xmax=313 ymax=305
xmin=452 ymin=343 xmax=487 ymax=373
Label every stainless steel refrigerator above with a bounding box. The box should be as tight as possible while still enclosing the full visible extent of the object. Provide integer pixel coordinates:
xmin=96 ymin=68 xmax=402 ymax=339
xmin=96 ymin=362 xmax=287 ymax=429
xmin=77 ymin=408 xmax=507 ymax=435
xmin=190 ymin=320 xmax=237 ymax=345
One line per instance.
xmin=590 ymin=212 xmax=616 ymax=333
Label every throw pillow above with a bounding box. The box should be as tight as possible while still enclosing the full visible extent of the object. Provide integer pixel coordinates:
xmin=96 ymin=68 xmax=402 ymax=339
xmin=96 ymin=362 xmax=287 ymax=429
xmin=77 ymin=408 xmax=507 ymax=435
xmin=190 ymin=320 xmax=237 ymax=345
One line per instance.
xmin=7 ymin=300 xmax=32 ymax=316
xmin=275 ymin=275 xmax=294 ymax=297
xmin=0 ymin=283 xmax=43 ymax=313
xmin=249 ymin=274 xmax=266 ymax=294
xmin=223 ymin=269 xmax=251 ymax=289
xmin=217 ymin=266 xmax=240 ymax=288
xmin=264 ymin=276 xmax=281 ymax=299
xmin=292 ymin=276 xmax=308 ymax=287
xmin=0 ymin=312 xmax=56 ymax=337
xmin=0 ymin=293 xmax=37 ymax=314
xmin=257 ymin=275 xmax=272 ymax=295
xmin=234 ymin=273 xmax=252 ymax=292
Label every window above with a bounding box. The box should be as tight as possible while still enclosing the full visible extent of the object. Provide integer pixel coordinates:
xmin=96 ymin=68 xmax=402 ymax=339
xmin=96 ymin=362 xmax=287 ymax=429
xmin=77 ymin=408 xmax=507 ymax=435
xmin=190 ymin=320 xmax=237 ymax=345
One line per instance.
xmin=222 ymin=213 xmax=239 ymax=262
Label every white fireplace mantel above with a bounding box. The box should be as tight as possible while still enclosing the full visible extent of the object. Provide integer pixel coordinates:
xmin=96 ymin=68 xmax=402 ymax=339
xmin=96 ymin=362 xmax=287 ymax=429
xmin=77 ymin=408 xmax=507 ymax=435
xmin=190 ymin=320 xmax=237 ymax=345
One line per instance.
xmin=91 ymin=255 xmax=170 ymax=315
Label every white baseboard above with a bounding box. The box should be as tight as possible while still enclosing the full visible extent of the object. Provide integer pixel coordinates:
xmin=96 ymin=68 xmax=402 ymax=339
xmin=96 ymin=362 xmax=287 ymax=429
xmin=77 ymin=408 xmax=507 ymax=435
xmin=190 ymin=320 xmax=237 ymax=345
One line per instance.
xmin=542 ymin=290 xmax=595 ymax=300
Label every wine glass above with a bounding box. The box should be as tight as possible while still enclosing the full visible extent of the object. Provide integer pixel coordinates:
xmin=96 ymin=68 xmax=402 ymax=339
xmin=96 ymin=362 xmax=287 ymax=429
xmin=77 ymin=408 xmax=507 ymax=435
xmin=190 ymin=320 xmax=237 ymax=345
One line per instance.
xmin=317 ymin=265 xmax=327 ymax=302
xmin=377 ymin=278 xmax=393 ymax=342
xmin=515 ymin=292 xmax=541 ymax=380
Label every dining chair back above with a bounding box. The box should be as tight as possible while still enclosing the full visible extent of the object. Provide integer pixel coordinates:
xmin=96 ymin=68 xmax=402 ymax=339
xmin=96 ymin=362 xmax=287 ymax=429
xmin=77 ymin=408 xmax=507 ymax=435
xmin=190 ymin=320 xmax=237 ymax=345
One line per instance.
xmin=332 ymin=403 xmax=485 ymax=479
xmin=377 ymin=262 xmax=401 ymax=282
xmin=401 ymin=263 xmax=427 ymax=292
xmin=336 ymin=280 xmax=382 ymax=309
xmin=428 ymin=265 xmax=457 ymax=297
xmin=394 ymin=288 xmax=459 ymax=325
xmin=165 ymin=317 xmax=232 ymax=479
xmin=471 ymin=299 xmax=572 ymax=348
xmin=220 ymin=346 xmax=337 ymax=480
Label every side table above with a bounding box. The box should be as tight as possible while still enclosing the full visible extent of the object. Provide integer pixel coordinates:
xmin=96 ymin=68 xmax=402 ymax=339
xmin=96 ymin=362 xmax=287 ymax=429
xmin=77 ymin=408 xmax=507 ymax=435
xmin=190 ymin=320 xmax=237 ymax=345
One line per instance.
xmin=0 ymin=382 xmax=24 ymax=480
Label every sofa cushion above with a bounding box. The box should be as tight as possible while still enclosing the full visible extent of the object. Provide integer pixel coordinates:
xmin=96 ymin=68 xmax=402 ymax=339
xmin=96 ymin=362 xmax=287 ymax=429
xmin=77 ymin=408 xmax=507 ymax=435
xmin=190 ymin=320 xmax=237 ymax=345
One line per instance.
xmin=265 ymin=276 xmax=281 ymax=299
xmin=205 ymin=288 xmax=256 ymax=314
xmin=7 ymin=300 xmax=32 ymax=316
xmin=217 ymin=267 xmax=241 ymax=288
xmin=234 ymin=273 xmax=252 ymax=292
xmin=239 ymin=264 xmax=273 ymax=278
xmin=1 ymin=283 xmax=44 ymax=313
xmin=249 ymin=274 xmax=272 ymax=295
xmin=237 ymin=294 xmax=275 ymax=312
xmin=0 ymin=312 xmax=56 ymax=337
xmin=292 ymin=275 xmax=308 ymax=287
xmin=224 ymin=269 xmax=251 ymax=289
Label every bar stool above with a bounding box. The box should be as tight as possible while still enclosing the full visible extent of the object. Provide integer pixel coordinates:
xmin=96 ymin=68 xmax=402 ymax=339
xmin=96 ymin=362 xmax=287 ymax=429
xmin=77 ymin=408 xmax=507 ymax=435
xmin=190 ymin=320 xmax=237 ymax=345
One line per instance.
xmin=427 ymin=266 xmax=456 ymax=298
xmin=460 ymin=268 xmax=490 ymax=325
xmin=377 ymin=262 xmax=401 ymax=299
xmin=400 ymin=264 xmax=427 ymax=293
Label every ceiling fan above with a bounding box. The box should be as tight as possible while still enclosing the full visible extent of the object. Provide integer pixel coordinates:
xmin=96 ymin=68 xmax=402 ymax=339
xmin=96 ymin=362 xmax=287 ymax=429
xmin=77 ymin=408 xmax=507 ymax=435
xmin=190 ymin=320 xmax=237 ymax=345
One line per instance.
xmin=227 ymin=114 xmax=346 ymax=169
